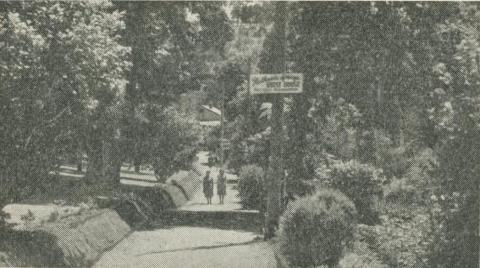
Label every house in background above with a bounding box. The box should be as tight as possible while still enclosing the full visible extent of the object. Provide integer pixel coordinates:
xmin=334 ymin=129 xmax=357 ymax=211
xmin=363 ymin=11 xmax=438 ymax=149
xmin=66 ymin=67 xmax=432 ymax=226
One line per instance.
xmin=197 ymin=105 xmax=221 ymax=127
xmin=175 ymin=91 xmax=222 ymax=128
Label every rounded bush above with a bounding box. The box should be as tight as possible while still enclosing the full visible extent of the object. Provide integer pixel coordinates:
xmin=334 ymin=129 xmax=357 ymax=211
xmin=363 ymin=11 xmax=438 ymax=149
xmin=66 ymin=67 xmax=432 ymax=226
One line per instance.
xmin=237 ymin=165 xmax=264 ymax=210
xmin=279 ymin=189 xmax=357 ymax=268
xmin=326 ymin=161 xmax=383 ymax=225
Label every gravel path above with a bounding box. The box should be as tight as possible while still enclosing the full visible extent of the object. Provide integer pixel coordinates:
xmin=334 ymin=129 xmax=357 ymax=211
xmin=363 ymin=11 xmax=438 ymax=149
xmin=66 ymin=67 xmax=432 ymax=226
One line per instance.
xmin=94 ymin=227 xmax=276 ymax=268
xmin=94 ymin=151 xmax=277 ymax=268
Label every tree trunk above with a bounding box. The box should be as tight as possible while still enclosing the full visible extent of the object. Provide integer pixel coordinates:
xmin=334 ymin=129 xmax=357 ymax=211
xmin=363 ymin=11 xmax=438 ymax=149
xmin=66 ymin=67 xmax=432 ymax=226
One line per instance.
xmin=76 ymin=151 xmax=83 ymax=172
xmin=134 ymin=161 xmax=141 ymax=173
xmin=86 ymin=142 xmax=103 ymax=184
xmin=103 ymin=139 xmax=122 ymax=188
xmin=86 ymin=138 xmax=123 ymax=186
xmin=133 ymin=140 xmax=142 ymax=173
xmin=125 ymin=3 xmax=144 ymax=177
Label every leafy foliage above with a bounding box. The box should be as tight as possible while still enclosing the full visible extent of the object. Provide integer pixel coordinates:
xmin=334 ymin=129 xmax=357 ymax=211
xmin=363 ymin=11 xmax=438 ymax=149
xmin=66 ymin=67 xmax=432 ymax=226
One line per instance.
xmin=230 ymin=2 xmax=275 ymax=24
xmin=356 ymin=209 xmax=434 ymax=268
xmin=322 ymin=161 xmax=384 ymax=225
xmin=382 ymin=149 xmax=437 ymax=206
xmin=132 ymin=105 xmax=201 ymax=181
xmin=307 ymin=98 xmax=362 ymax=163
xmin=426 ymin=3 xmax=480 ymax=266
xmin=237 ymin=165 xmax=264 ymax=210
xmin=339 ymin=251 xmax=387 ymax=268
xmin=0 ymin=1 xmax=130 ymax=201
xmin=120 ymin=2 xmax=233 ymax=177
xmin=383 ymin=178 xmax=419 ymax=205
xmin=279 ymin=189 xmax=357 ymax=268
xmin=424 ymin=192 xmax=478 ymax=268
xmin=0 ymin=0 xmax=236 ymax=203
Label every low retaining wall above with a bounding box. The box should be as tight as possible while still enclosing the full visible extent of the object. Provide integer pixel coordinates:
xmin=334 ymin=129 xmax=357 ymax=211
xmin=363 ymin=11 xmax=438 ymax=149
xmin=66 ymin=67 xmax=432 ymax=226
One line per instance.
xmin=167 ymin=164 xmax=203 ymax=201
xmin=119 ymin=179 xmax=188 ymax=209
xmin=159 ymin=184 xmax=188 ymax=208
xmin=0 ymin=209 xmax=131 ymax=267
xmin=120 ymin=163 xmax=203 ymax=209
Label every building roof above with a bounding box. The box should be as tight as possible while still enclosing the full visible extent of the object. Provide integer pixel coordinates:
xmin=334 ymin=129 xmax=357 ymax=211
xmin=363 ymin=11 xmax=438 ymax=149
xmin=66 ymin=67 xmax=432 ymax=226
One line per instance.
xmin=200 ymin=105 xmax=222 ymax=116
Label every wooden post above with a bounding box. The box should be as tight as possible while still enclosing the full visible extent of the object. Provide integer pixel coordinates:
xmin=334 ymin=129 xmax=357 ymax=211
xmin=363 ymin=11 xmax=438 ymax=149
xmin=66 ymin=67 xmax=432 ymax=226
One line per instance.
xmin=265 ymin=95 xmax=284 ymax=239
xmin=247 ymin=57 xmax=253 ymax=131
xmin=264 ymin=1 xmax=287 ymax=240
xmin=102 ymin=140 xmax=106 ymax=177
xmin=220 ymin=80 xmax=225 ymax=168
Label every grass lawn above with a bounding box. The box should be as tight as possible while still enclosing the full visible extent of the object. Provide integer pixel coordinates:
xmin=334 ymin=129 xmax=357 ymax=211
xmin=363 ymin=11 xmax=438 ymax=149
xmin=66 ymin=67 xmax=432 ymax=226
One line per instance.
xmin=20 ymin=174 xmax=115 ymax=206
xmin=19 ymin=163 xmax=162 ymax=206
xmin=19 ymin=164 xmax=119 ymax=205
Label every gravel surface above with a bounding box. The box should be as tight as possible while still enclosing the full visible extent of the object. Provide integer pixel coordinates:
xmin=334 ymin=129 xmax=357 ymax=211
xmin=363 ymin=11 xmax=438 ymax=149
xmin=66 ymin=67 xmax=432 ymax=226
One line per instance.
xmin=95 ymin=151 xmax=277 ymax=268
xmin=94 ymin=227 xmax=276 ymax=268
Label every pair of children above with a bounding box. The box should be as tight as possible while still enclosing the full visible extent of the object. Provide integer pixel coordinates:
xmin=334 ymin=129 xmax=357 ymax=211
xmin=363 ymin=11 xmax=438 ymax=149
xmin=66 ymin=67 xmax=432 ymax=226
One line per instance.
xmin=203 ymin=169 xmax=227 ymax=205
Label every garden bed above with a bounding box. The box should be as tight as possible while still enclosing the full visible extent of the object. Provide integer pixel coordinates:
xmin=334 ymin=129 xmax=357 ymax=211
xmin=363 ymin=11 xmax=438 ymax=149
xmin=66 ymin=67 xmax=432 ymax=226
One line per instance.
xmin=0 ymin=209 xmax=131 ymax=267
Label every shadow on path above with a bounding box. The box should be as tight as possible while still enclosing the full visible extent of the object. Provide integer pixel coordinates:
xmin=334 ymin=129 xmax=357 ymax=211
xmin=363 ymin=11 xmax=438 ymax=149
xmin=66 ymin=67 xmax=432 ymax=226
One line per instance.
xmin=153 ymin=210 xmax=263 ymax=233
xmin=136 ymin=239 xmax=263 ymax=256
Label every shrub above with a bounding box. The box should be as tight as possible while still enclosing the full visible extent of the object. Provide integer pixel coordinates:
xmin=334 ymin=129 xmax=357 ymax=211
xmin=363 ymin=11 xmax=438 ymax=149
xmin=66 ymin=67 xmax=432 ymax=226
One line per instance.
xmin=404 ymin=148 xmax=438 ymax=200
xmin=326 ymin=160 xmax=384 ymax=225
xmin=425 ymin=192 xmax=479 ymax=268
xmin=384 ymin=178 xmax=419 ymax=205
xmin=376 ymin=145 xmax=410 ymax=179
xmin=279 ymin=189 xmax=357 ymax=268
xmin=237 ymin=165 xmax=264 ymax=210
xmin=357 ymin=214 xmax=432 ymax=268
xmin=379 ymin=201 xmax=419 ymax=221
xmin=339 ymin=252 xmax=387 ymax=268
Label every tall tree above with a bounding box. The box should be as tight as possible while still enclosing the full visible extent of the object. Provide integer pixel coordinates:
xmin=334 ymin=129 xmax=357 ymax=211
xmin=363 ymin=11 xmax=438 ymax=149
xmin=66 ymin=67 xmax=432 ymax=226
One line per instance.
xmin=428 ymin=3 xmax=480 ymax=266
xmin=0 ymin=1 xmax=130 ymax=202
xmin=119 ymin=2 xmax=233 ymax=176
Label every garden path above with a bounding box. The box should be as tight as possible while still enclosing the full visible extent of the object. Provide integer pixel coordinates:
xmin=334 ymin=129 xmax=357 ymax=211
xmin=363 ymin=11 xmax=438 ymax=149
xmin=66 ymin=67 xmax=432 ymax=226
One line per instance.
xmin=94 ymin=151 xmax=277 ymax=268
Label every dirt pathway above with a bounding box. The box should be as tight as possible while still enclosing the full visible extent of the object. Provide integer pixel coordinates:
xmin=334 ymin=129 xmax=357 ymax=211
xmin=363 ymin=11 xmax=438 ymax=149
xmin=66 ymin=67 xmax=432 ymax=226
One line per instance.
xmin=94 ymin=152 xmax=277 ymax=268
xmin=178 ymin=157 xmax=246 ymax=212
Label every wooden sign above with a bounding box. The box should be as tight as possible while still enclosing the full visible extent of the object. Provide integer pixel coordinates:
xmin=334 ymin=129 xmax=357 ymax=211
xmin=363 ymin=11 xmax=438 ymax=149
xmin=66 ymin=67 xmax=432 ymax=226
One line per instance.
xmin=250 ymin=73 xmax=303 ymax=95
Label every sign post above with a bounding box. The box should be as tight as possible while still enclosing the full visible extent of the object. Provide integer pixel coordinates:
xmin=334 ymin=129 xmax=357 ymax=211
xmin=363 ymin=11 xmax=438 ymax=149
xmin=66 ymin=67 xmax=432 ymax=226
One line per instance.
xmin=250 ymin=74 xmax=302 ymax=239
xmin=252 ymin=1 xmax=304 ymax=240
